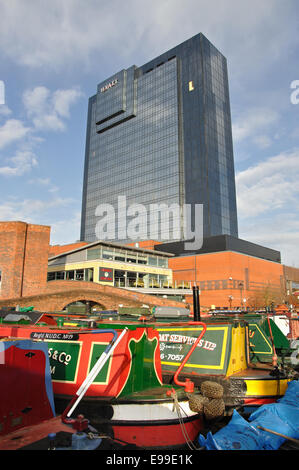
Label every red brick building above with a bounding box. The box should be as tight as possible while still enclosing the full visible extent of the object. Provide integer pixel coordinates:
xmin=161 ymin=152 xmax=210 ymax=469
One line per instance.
xmin=0 ymin=221 xmax=50 ymax=300
xmin=1 ymin=221 xmax=299 ymax=313
xmin=168 ymin=251 xmax=285 ymax=310
xmin=128 ymin=238 xmax=289 ymax=310
xmin=0 ymin=222 xmax=184 ymax=312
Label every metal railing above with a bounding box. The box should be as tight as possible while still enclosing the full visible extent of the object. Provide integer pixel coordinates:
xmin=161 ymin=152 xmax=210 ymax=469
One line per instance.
xmin=116 ymin=279 xmax=193 ymax=289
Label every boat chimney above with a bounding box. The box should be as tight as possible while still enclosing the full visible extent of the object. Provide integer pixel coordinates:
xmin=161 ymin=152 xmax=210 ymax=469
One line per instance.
xmin=193 ymin=285 xmax=201 ymax=321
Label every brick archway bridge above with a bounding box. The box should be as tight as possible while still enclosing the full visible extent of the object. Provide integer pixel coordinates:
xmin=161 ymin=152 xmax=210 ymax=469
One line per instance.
xmin=0 ymin=280 xmax=186 ymax=312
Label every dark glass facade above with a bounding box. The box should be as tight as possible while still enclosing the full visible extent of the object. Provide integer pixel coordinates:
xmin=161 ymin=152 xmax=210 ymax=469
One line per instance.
xmin=81 ymin=33 xmax=238 ymax=244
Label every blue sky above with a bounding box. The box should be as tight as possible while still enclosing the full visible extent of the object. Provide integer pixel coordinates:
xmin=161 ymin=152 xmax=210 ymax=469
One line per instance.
xmin=0 ymin=0 xmax=298 ymax=266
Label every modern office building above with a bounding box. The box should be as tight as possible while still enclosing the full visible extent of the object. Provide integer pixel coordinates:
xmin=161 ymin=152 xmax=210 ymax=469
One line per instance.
xmin=80 ymin=32 xmax=238 ymax=246
xmin=48 ymin=240 xmax=173 ymax=289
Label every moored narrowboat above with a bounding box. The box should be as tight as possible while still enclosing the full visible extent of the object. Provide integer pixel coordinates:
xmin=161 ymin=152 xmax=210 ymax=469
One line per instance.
xmin=0 ymin=315 xmax=206 ymax=449
xmin=1 ymin=306 xmax=298 ymax=435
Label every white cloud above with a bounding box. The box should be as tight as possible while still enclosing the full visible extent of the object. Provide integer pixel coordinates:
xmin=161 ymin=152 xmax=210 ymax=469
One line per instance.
xmin=0 ymin=149 xmax=37 ymax=176
xmin=232 ymin=108 xmax=279 ymax=145
xmin=0 ymin=85 xmax=82 ymax=181
xmin=0 ymin=119 xmax=31 ymax=149
xmin=0 ymin=105 xmax=12 ymax=117
xmin=239 ymin=217 xmax=299 ymax=267
xmin=237 ymin=150 xmax=299 ymax=190
xmin=236 ymin=149 xmax=299 ymax=266
xmin=0 ymin=195 xmax=81 ymax=246
xmin=30 ymin=177 xmax=51 ymax=186
xmin=236 ymin=149 xmax=299 ymax=217
xmin=252 ymin=135 xmax=272 ymax=149
xmin=23 ymin=86 xmax=82 ymax=131
xmin=50 ymin=211 xmax=81 ymax=245
xmin=28 ymin=177 xmax=59 ymax=193
xmin=0 ymin=0 xmax=297 ymax=76
xmin=0 ymin=195 xmax=76 ymax=221
xmin=23 ymin=86 xmax=50 ymax=117
xmin=52 ymin=88 xmax=82 ymax=118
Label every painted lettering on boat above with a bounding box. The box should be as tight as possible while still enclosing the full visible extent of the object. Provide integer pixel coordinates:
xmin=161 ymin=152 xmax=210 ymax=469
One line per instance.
xmin=47 ymin=340 xmax=113 ymax=384
xmin=159 ymin=333 xmax=216 ymax=351
xmin=30 ymin=332 xmax=79 ymax=341
xmin=158 ymin=327 xmax=228 ymax=374
xmin=48 ymin=347 xmax=72 ymax=366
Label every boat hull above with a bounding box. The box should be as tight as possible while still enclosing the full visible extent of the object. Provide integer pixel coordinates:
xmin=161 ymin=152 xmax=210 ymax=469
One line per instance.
xmin=55 ymin=394 xmax=203 ymax=449
xmin=0 ymin=339 xmax=55 ymax=436
xmin=111 ymin=415 xmax=202 ymax=449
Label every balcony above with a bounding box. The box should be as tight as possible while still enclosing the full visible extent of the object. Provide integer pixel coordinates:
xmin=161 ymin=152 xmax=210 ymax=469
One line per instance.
xmin=118 ymin=280 xmax=193 ymax=295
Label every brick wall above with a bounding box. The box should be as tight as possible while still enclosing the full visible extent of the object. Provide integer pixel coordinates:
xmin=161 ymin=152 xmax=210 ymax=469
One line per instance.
xmin=169 ymin=251 xmax=285 ymax=309
xmin=284 ymin=265 xmax=299 ymax=283
xmin=0 ymin=221 xmax=50 ymax=300
xmin=0 ymin=279 xmax=186 ymax=312
xmin=22 ymin=224 xmax=50 ymax=296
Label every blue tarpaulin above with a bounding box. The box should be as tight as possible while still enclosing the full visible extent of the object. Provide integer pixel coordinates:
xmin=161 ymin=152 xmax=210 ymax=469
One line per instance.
xmin=198 ymin=380 xmax=299 ymax=450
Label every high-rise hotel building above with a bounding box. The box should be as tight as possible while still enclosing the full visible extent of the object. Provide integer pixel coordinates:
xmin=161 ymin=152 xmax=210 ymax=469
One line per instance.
xmin=80 ymin=33 xmax=238 ymax=245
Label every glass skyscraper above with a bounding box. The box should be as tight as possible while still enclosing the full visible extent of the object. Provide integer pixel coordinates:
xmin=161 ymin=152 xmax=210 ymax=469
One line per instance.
xmin=80 ymin=33 xmax=238 ymax=246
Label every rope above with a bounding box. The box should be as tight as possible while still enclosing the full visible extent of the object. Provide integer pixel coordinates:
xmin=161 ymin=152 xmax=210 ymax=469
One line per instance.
xmin=170 ymin=389 xmax=204 ymax=451
xmin=86 ymin=392 xmax=206 ymax=450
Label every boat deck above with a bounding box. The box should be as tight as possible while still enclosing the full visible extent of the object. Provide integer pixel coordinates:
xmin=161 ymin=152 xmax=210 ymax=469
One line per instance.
xmin=0 ymin=416 xmax=75 ymax=450
xmin=230 ymin=366 xmax=279 ymax=380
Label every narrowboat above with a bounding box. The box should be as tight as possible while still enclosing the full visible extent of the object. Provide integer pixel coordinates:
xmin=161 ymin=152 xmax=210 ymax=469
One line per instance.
xmin=0 ymin=338 xmax=55 ymax=437
xmin=83 ymin=305 xmax=299 ymax=411
xmin=0 ymin=336 xmax=105 ymax=450
xmin=0 ymin=312 xmax=207 ymax=449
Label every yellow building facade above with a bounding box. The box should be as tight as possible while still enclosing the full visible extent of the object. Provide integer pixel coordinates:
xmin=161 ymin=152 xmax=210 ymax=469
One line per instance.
xmin=48 ymin=240 xmax=173 ymax=289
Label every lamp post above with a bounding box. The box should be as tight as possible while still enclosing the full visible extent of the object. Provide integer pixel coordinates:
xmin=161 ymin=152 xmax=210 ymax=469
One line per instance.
xmin=239 ymin=282 xmax=244 ymax=310
xmin=228 ymin=277 xmax=233 ymax=310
